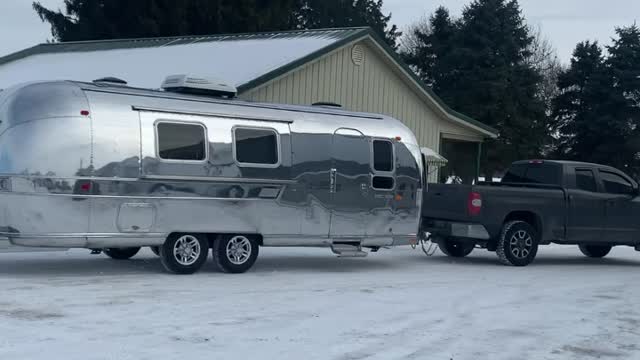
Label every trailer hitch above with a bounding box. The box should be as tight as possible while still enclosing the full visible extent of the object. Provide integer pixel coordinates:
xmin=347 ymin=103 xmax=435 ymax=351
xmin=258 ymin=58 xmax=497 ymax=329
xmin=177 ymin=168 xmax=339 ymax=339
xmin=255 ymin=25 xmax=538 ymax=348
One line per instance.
xmin=419 ymin=232 xmax=439 ymax=256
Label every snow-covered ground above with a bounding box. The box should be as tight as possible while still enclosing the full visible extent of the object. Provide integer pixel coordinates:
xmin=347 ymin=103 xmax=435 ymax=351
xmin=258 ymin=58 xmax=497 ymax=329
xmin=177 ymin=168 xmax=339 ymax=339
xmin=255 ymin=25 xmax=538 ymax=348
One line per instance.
xmin=1 ymin=245 xmax=639 ymax=360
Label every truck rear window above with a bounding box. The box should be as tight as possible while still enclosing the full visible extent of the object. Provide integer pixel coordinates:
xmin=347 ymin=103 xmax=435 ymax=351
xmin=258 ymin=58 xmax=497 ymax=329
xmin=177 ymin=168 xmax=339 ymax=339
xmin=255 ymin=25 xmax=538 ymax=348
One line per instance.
xmin=502 ymin=163 xmax=560 ymax=185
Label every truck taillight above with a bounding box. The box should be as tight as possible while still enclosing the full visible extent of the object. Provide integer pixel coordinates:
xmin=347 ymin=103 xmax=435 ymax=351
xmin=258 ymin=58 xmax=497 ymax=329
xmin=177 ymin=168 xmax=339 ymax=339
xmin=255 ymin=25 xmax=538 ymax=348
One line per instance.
xmin=468 ymin=192 xmax=482 ymax=216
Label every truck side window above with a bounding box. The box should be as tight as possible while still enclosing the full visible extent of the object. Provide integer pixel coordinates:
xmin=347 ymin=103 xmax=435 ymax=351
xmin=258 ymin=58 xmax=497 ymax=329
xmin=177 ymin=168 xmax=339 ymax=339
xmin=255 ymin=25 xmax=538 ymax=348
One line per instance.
xmin=234 ymin=127 xmax=279 ymax=166
xmin=600 ymin=171 xmax=633 ymax=195
xmin=502 ymin=163 xmax=559 ymax=185
xmin=575 ymin=169 xmax=597 ymax=192
xmin=156 ymin=122 xmax=206 ymax=161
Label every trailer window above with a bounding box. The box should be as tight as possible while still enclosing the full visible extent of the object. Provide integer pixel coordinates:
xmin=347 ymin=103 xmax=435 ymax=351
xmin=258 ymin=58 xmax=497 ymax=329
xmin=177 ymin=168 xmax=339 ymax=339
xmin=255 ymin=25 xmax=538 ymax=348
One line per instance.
xmin=234 ymin=128 xmax=279 ymax=166
xmin=373 ymin=140 xmax=394 ymax=172
xmin=156 ymin=122 xmax=206 ymax=161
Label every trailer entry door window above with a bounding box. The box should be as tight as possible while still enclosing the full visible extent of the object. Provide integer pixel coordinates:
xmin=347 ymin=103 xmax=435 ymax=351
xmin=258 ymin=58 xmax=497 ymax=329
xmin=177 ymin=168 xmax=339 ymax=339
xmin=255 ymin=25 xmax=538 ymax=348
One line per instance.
xmin=372 ymin=140 xmax=394 ymax=190
xmin=234 ymin=128 xmax=279 ymax=166
xmin=157 ymin=122 xmax=207 ymax=161
xmin=373 ymin=140 xmax=394 ymax=172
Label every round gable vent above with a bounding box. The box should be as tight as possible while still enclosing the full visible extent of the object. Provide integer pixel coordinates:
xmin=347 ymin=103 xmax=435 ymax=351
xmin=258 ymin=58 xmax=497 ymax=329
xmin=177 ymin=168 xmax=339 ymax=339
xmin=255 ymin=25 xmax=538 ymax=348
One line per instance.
xmin=351 ymin=45 xmax=365 ymax=66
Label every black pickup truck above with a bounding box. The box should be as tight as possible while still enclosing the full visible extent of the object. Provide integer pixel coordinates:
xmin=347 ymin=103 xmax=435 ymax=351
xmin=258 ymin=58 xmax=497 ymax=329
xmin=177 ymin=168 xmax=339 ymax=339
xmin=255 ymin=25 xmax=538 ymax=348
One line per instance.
xmin=421 ymin=160 xmax=640 ymax=266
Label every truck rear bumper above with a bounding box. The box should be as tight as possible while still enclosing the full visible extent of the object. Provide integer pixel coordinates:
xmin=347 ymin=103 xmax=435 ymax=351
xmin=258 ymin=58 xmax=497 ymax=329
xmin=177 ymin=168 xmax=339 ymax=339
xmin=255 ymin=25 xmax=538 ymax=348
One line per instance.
xmin=422 ymin=220 xmax=490 ymax=240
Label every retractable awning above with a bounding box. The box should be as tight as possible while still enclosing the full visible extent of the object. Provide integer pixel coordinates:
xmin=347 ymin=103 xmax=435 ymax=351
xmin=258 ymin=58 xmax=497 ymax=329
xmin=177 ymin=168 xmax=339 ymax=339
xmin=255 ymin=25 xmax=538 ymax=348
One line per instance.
xmin=421 ymin=147 xmax=448 ymax=167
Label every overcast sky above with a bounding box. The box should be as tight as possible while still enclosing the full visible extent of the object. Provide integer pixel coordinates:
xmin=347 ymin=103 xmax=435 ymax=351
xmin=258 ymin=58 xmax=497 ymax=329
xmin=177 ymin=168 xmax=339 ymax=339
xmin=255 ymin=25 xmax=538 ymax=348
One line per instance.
xmin=0 ymin=0 xmax=638 ymax=63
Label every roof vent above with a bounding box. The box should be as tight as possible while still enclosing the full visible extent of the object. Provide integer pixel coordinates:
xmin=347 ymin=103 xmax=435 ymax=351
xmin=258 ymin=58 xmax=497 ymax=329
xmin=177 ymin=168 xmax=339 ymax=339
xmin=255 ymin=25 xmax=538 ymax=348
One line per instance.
xmin=312 ymin=101 xmax=343 ymax=108
xmin=93 ymin=77 xmax=128 ymax=85
xmin=161 ymin=74 xmax=237 ymax=98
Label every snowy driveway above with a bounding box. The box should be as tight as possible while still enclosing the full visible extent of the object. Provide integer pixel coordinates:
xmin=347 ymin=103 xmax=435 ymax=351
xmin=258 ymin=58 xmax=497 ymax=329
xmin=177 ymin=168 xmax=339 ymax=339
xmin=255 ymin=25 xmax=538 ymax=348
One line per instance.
xmin=1 ymin=245 xmax=639 ymax=360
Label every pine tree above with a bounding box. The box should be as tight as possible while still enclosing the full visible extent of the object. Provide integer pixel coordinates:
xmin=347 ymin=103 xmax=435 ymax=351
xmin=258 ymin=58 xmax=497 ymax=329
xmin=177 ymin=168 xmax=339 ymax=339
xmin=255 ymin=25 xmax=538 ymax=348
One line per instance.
xmin=402 ymin=0 xmax=548 ymax=176
xmin=554 ymin=26 xmax=640 ymax=176
xmin=403 ymin=6 xmax=457 ymax=95
xmin=298 ymin=0 xmax=400 ymax=48
xmin=33 ymin=0 xmax=299 ymax=42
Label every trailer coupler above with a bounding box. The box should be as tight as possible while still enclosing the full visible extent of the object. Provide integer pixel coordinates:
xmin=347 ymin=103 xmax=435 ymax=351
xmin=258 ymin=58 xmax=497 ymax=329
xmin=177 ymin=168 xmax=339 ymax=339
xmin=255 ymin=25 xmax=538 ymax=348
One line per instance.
xmin=420 ymin=235 xmax=439 ymax=257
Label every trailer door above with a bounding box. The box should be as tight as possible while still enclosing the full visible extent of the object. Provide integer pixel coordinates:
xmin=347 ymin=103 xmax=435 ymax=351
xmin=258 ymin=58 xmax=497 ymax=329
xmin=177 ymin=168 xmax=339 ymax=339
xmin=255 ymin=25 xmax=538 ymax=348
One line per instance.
xmin=329 ymin=128 xmax=369 ymax=237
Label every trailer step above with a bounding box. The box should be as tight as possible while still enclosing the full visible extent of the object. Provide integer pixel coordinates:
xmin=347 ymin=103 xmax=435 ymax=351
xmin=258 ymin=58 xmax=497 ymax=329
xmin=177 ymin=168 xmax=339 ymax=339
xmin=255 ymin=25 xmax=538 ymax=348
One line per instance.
xmin=331 ymin=244 xmax=368 ymax=258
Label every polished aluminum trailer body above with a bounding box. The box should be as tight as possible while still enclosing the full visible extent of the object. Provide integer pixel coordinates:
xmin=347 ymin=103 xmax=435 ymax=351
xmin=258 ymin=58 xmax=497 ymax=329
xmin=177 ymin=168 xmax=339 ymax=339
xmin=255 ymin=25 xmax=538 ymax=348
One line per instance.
xmin=0 ymin=81 xmax=423 ymax=251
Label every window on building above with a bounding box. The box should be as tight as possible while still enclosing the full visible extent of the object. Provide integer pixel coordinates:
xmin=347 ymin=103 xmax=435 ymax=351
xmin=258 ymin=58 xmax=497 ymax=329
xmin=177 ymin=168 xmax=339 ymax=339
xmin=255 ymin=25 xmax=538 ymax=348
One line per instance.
xmin=575 ymin=169 xmax=597 ymax=192
xmin=373 ymin=140 xmax=393 ymax=172
xmin=157 ymin=122 xmax=206 ymax=161
xmin=600 ymin=171 xmax=634 ymax=195
xmin=234 ymin=127 xmax=279 ymax=166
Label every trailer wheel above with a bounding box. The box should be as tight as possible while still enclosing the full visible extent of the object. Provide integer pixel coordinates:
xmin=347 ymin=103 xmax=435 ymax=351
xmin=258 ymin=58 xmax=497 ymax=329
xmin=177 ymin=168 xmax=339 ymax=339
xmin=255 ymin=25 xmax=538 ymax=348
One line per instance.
xmin=497 ymin=221 xmax=539 ymax=266
xmin=438 ymin=239 xmax=475 ymax=258
xmin=160 ymin=234 xmax=208 ymax=275
xmin=579 ymin=244 xmax=612 ymax=258
xmin=212 ymin=235 xmax=259 ymax=273
xmin=104 ymin=247 xmax=141 ymax=260
xmin=150 ymin=246 xmax=161 ymax=256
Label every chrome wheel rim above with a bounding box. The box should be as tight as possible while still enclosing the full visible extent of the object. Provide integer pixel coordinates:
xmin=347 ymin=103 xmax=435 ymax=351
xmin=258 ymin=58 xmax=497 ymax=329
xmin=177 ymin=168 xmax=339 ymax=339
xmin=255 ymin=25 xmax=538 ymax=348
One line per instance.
xmin=226 ymin=236 xmax=252 ymax=265
xmin=509 ymin=230 xmax=533 ymax=259
xmin=173 ymin=235 xmax=201 ymax=266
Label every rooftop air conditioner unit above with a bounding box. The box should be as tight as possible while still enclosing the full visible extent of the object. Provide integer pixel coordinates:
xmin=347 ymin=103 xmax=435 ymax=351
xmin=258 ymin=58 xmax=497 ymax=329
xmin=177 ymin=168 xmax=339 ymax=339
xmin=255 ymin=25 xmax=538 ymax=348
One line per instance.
xmin=161 ymin=75 xmax=237 ymax=98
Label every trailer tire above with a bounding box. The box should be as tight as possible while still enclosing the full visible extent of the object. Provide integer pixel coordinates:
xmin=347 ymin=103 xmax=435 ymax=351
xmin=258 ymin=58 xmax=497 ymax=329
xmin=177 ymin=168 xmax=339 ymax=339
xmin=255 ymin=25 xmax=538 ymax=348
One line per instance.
xmin=212 ymin=235 xmax=259 ymax=274
xmin=160 ymin=234 xmax=208 ymax=275
xmin=104 ymin=247 xmax=141 ymax=260
xmin=150 ymin=246 xmax=161 ymax=256
xmin=579 ymin=244 xmax=612 ymax=258
xmin=497 ymin=221 xmax=539 ymax=266
xmin=438 ymin=239 xmax=475 ymax=258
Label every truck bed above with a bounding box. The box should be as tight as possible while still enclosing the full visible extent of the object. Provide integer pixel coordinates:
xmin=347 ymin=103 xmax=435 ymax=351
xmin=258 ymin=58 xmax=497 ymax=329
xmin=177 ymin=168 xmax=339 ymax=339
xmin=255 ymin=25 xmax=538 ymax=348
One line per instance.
xmin=422 ymin=182 xmax=567 ymax=241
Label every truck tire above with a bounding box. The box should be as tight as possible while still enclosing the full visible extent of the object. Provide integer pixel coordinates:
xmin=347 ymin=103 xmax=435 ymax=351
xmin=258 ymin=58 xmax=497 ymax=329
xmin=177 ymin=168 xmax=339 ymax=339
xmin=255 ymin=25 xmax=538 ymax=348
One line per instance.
xmin=212 ymin=235 xmax=259 ymax=273
xmin=160 ymin=234 xmax=209 ymax=275
xmin=497 ymin=221 xmax=539 ymax=266
xmin=579 ymin=245 xmax=612 ymax=258
xmin=104 ymin=247 xmax=141 ymax=260
xmin=438 ymin=239 xmax=475 ymax=258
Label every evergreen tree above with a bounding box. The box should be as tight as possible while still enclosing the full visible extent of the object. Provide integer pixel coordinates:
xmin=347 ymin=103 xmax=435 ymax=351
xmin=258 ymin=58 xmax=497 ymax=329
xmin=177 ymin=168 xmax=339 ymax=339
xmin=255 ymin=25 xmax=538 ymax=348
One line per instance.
xmin=33 ymin=0 xmax=299 ymax=42
xmin=403 ymin=6 xmax=457 ymax=95
xmin=297 ymin=0 xmax=400 ymax=47
xmin=554 ymin=26 xmax=640 ymax=176
xmin=403 ymin=0 xmax=548 ymax=176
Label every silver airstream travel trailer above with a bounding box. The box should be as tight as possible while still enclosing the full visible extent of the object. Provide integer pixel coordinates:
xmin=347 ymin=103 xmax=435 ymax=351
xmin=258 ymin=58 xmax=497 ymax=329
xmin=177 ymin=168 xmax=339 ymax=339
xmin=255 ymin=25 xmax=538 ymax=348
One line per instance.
xmin=0 ymin=76 xmax=424 ymax=274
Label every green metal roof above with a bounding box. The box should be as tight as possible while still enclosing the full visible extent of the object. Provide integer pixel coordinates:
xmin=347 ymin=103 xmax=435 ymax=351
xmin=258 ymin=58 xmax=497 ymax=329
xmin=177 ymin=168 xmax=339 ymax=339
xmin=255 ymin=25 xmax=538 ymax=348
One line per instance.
xmin=0 ymin=27 xmax=497 ymax=137
xmin=0 ymin=28 xmax=364 ymax=67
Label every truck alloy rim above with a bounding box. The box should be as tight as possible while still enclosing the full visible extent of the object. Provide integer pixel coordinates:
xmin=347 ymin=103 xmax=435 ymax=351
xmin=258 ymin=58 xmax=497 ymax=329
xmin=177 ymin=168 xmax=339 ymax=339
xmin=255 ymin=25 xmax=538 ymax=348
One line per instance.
xmin=173 ymin=235 xmax=201 ymax=266
xmin=226 ymin=236 xmax=252 ymax=265
xmin=510 ymin=230 xmax=533 ymax=259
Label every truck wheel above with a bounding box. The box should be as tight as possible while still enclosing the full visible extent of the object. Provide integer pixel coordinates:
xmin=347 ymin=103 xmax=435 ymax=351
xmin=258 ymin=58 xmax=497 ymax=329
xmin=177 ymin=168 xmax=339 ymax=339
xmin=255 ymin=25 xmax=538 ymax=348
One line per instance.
xmin=579 ymin=245 xmax=612 ymax=258
xmin=160 ymin=234 xmax=208 ymax=275
xmin=212 ymin=235 xmax=259 ymax=273
xmin=438 ymin=239 xmax=475 ymax=258
xmin=104 ymin=247 xmax=141 ymax=260
xmin=497 ymin=221 xmax=539 ymax=266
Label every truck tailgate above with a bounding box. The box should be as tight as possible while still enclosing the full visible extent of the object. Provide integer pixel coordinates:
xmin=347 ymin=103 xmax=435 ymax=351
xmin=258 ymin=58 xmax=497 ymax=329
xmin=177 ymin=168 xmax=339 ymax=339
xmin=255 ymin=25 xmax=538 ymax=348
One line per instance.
xmin=422 ymin=183 xmax=473 ymax=222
